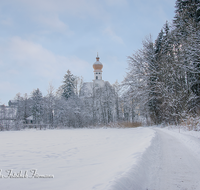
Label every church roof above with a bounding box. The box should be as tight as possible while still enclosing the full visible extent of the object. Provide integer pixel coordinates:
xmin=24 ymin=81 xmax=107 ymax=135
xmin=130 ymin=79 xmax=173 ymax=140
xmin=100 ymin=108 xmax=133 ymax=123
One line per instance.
xmin=93 ymin=60 xmax=103 ymax=65
xmin=93 ymin=55 xmax=103 ymax=71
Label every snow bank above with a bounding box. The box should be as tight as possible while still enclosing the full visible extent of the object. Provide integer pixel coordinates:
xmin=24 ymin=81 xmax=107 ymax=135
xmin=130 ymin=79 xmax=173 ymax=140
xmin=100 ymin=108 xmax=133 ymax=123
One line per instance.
xmin=0 ymin=127 xmax=156 ymax=190
xmin=106 ymin=128 xmax=159 ymax=190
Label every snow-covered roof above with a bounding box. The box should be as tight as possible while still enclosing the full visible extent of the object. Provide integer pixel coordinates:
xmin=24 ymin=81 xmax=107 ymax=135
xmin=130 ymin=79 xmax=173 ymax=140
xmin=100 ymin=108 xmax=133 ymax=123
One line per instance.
xmin=26 ymin=115 xmax=33 ymax=120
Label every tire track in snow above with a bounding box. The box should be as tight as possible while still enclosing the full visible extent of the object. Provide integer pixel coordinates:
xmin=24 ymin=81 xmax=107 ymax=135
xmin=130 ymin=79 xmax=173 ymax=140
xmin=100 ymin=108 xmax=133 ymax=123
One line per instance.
xmin=150 ymin=129 xmax=200 ymax=190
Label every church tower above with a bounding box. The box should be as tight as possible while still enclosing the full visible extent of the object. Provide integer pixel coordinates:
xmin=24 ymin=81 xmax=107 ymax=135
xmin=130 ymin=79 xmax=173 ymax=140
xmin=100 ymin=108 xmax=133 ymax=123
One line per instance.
xmin=79 ymin=53 xmax=108 ymax=97
xmin=93 ymin=53 xmax=103 ymax=81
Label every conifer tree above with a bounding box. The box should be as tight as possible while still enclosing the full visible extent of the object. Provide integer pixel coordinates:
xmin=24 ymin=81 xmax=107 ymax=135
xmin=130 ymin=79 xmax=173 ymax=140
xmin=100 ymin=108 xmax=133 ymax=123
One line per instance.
xmin=174 ymin=0 xmax=200 ymax=38
xmin=148 ymin=31 xmax=163 ymax=124
xmin=173 ymin=0 xmax=200 ymax=114
xmin=62 ymin=70 xmax=76 ymax=100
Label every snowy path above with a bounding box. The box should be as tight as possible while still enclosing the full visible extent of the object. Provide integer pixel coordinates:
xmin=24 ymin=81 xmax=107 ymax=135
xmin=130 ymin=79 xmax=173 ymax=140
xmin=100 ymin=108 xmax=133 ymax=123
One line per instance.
xmin=149 ymin=129 xmax=200 ymax=190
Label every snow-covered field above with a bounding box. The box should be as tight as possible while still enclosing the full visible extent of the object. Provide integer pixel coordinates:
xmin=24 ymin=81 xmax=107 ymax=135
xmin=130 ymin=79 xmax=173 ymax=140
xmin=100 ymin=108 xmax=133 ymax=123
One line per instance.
xmin=1 ymin=126 xmax=200 ymax=190
xmin=0 ymin=127 xmax=155 ymax=190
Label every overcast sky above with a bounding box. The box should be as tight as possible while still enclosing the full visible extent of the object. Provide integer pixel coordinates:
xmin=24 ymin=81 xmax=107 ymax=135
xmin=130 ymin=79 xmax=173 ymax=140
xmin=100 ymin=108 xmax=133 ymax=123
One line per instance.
xmin=0 ymin=0 xmax=176 ymax=105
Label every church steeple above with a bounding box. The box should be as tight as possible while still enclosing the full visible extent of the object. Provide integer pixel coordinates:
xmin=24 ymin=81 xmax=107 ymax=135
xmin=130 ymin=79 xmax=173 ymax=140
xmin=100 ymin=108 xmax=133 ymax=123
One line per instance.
xmin=96 ymin=52 xmax=99 ymax=61
xmin=93 ymin=53 xmax=103 ymax=80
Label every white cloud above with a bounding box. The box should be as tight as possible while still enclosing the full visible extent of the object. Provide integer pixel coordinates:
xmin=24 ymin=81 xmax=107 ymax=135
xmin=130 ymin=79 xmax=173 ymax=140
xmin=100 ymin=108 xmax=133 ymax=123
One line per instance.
xmin=103 ymin=27 xmax=124 ymax=44
xmin=2 ymin=36 xmax=90 ymax=80
xmin=36 ymin=15 xmax=73 ymax=34
xmin=0 ymin=36 xmax=92 ymax=103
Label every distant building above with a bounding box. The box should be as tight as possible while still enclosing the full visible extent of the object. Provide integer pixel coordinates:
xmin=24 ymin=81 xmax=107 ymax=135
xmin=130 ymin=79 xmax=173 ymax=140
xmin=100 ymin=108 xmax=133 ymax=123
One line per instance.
xmin=26 ymin=115 xmax=33 ymax=124
xmin=80 ymin=54 xmax=110 ymax=97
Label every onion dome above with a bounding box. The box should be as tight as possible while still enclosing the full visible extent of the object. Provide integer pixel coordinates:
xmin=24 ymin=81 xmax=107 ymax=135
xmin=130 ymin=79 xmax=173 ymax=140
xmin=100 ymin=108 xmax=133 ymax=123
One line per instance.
xmin=93 ymin=53 xmax=103 ymax=71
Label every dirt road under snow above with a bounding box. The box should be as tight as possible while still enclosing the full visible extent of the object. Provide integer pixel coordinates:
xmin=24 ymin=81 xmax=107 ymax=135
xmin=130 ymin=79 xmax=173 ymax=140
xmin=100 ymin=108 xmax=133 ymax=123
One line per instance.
xmin=149 ymin=129 xmax=200 ymax=190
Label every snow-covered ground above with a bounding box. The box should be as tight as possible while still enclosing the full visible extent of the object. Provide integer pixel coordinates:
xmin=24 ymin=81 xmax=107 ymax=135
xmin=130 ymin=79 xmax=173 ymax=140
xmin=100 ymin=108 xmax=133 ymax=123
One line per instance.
xmin=148 ymin=127 xmax=200 ymax=190
xmin=162 ymin=126 xmax=200 ymax=158
xmin=1 ymin=126 xmax=200 ymax=190
xmin=0 ymin=127 xmax=155 ymax=190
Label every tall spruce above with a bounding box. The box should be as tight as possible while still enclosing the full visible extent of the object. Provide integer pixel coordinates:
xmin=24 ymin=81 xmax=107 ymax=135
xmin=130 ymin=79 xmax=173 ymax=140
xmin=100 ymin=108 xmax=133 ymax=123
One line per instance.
xmin=62 ymin=70 xmax=76 ymax=100
xmin=148 ymin=31 xmax=163 ymax=124
xmin=174 ymin=0 xmax=200 ymax=114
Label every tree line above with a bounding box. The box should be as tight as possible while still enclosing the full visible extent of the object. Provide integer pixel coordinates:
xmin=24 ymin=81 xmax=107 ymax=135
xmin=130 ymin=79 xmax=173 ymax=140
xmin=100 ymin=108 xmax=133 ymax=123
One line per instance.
xmin=0 ymin=69 xmax=138 ymax=130
xmin=123 ymin=0 xmax=200 ymax=125
xmin=1 ymin=0 xmax=200 ymax=130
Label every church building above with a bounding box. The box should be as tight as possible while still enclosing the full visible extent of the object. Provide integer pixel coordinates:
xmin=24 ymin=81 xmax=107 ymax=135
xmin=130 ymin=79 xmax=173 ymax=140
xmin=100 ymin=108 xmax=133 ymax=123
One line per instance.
xmin=80 ymin=54 xmax=110 ymax=97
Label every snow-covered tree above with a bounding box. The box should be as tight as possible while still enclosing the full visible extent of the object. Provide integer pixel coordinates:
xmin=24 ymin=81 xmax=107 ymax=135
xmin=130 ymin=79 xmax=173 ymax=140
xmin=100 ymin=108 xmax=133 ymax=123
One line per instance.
xmin=62 ymin=70 xmax=76 ymax=100
xmin=43 ymin=83 xmax=55 ymax=128
xmin=113 ymin=81 xmax=122 ymax=122
xmin=30 ymin=88 xmax=43 ymax=124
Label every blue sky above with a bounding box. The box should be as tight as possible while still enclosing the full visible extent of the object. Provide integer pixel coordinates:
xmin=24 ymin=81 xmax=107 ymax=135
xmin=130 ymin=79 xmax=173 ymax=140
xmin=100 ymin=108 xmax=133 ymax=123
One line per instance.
xmin=0 ymin=0 xmax=175 ymax=105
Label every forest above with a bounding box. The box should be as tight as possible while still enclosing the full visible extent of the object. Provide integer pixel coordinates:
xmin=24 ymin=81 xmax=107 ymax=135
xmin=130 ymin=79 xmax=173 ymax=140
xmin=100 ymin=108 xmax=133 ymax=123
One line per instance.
xmin=1 ymin=0 xmax=200 ymax=130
